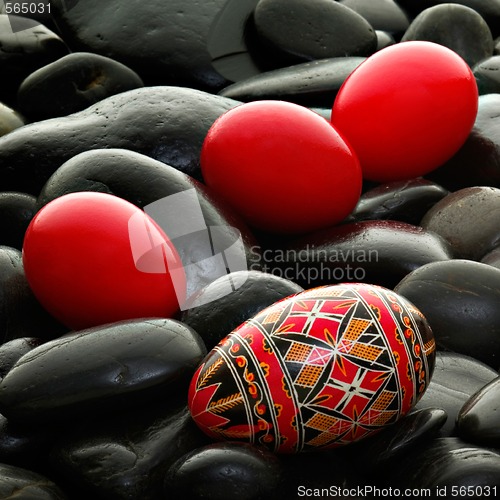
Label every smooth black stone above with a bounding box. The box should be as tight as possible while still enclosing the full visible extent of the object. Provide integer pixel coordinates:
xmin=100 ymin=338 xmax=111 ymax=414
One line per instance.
xmin=344 ymin=408 xmax=447 ymax=467
xmin=18 ymin=52 xmax=144 ymax=120
xmin=0 ymin=246 xmax=66 ymax=343
xmin=0 ymin=462 xmax=67 ymax=499
xmin=340 ymin=0 xmax=410 ymax=34
xmin=401 ymin=4 xmax=494 ymax=67
xmin=0 ymin=337 xmax=41 ymax=378
xmin=36 ymin=148 xmax=258 ymax=304
xmin=0 ymin=86 xmax=240 ymax=194
xmin=386 ymin=437 xmax=500 ymax=490
xmin=375 ymin=30 xmax=396 ymax=50
xmin=474 ymin=55 xmax=500 ymax=94
xmin=164 ymin=442 xmax=285 ymax=500
xmin=0 ymin=102 xmax=24 ymax=137
xmin=482 ymin=246 xmax=500 ymax=269
xmin=0 ymin=413 xmax=55 ymax=470
xmin=207 ymin=0 xmax=263 ymax=82
xmin=421 ymin=186 xmax=500 ymax=260
xmin=50 ymin=0 xmax=234 ymax=91
xmin=347 ymin=178 xmax=449 ymax=225
xmin=395 ymin=260 xmax=500 ymax=370
xmin=269 ymin=220 xmax=452 ymax=289
xmin=180 ymin=270 xmax=303 ymax=349
xmin=0 ymin=15 xmax=69 ymax=106
xmin=280 ymin=447 xmax=377 ymax=496
xmin=414 ymin=352 xmax=498 ymax=436
xmin=428 ymin=94 xmax=500 ymax=190
xmin=0 ymin=319 xmax=206 ymax=423
xmin=219 ymin=57 xmax=365 ymax=107
xmin=396 ymin=0 xmax=500 ymax=38
xmin=0 ymin=192 xmax=36 ymax=250
xmin=49 ymin=401 xmax=208 ymax=500
xmin=251 ymin=0 xmax=377 ymax=68
xmin=457 ymin=376 xmax=500 ymax=447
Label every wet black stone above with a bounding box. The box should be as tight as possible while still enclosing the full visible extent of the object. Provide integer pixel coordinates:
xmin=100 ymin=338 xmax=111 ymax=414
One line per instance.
xmin=18 ymin=52 xmax=144 ymax=120
xmin=50 ymin=0 xmax=235 ymax=91
xmin=251 ymin=0 xmax=377 ymax=68
xmin=428 ymin=94 xmax=500 ymax=190
xmin=401 ymin=4 xmax=494 ymax=67
xmin=0 ymin=462 xmax=67 ymax=499
xmin=35 ymin=148 xmax=258 ymax=304
xmin=49 ymin=401 xmax=208 ymax=500
xmin=0 ymin=15 xmax=69 ymax=106
xmin=0 ymin=337 xmax=41 ymax=378
xmin=375 ymin=30 xmax=396 ymax=50
xmin=0 ymin=192 xmax=36 ymax=250
xmin=458 ymin=376 xmax=500 ymax=447
xmin=414 ymin=352 xmax=498 ymax=436
xmin=421 ymin=186 xmax=500 ymax=260
xmin=0 ymin=102 xmax=24 ymax=137
xmin=0 ymin=318 xmax=206 ymax=423
xmin=180 ymin=270 xmax=303 ymax=350
xmin=219 ymin=57 xmax=365 ymax=107
xmin=473 ymin=55 xmax=500 ymax=94
xmin=339 ymin=0 xmax=410 ymax=35
xmin=280 ymin=447 xmax=376 ymax=497
xmin=395 ymin=260 xmax=500 ymax=370
xmin=164 ymin=442 xmax=285 ymax=500
xmin=345 ymin=408 xmax=448 ymax=467
xmin=482 ymin=246 xmax=500 ymax=269
xmin=0 ymin=413 xmax=55 ymax=470
xmin=270 ymin=220 xmax=452 ymax=289
xmin=396 ymin=0 xmax=500 ymax=38
xmin=0 ymin=246 xmax=66 ymax=343
xmin=0 ymin=86 xmax=241 ymax=194
xmin=206 ymin=0 xmax=263 ymax=82
xmin=347 ymin=178 xmax=449 ymax=225
xmin=386 ymin=437 xmax=500 ymax=490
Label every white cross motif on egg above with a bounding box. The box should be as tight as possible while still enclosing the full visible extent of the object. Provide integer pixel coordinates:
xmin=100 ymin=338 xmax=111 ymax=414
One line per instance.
xmin=188 ymin=283 xmax=436 ymax=453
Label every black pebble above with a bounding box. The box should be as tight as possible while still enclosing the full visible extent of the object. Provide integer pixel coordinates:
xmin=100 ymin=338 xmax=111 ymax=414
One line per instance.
xmin=0 ymin=318 xmax=206 ymax=423
xmin=0 ymin=192 xmax=36 ymax=250
xmin=164 ymin=442 xmax=285 ymax=500
xmin=219 ymin=57 xmax=365 ymax=107
xmin=401 ymin=4 xmax=494 ymax=67
xmin=181 ymin=270 xmax=303 ymax=349
xmin=18 ymin=52 xmax=144 ymax=120
xmin=414 ymin=352 xmax=498 ymax=436
xmin=271 ymin=220 xmax=452 ymax=289
xmin=348 ymin=177 xmax=449 ymax=225
xmin=251 ymin=0 xmax=377 ymax=67
xmin=395 ymin=260 xmax=500 ymax=370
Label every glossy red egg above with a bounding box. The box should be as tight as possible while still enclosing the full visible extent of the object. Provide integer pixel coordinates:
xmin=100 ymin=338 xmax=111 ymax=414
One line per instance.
xmin=331 ymin=41 xmax=478 ymax=182
xmin=188 ymin=283 xmax=436 ymax=453
xmin=22 ymin=192 xmax=185 ymax=330
xmin=201 ymin=100 xmax=362 ymax=234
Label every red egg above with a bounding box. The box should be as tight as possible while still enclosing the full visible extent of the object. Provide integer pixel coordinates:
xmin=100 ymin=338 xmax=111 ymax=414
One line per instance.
xmin=22 ymin=192 xmax=185 ymax=330
xmin=201 ymin=100 xmax=362 ymax=234
xmin=331 ymin=41 xmax=478 ymax=182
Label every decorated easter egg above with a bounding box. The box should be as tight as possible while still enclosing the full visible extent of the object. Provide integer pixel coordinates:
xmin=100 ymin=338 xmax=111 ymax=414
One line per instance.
xmin=188 ymin=283 xmax=435 ymax=453
xmin=331 ymin=41 xmax=478 ymax=183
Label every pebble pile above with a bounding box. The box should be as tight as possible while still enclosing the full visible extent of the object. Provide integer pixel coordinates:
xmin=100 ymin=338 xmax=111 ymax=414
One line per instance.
xmin=0 ymin=0 xmax=500 ymax=498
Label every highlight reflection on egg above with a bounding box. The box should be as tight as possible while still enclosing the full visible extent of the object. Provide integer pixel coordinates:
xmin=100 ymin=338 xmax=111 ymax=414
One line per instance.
xmin=188 ymin=283 xmax=436 ymax=453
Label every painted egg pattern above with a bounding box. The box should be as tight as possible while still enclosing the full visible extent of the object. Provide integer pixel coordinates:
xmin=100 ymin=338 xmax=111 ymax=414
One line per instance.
xmin=188 ymin=284 xmax=436 ymax=453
